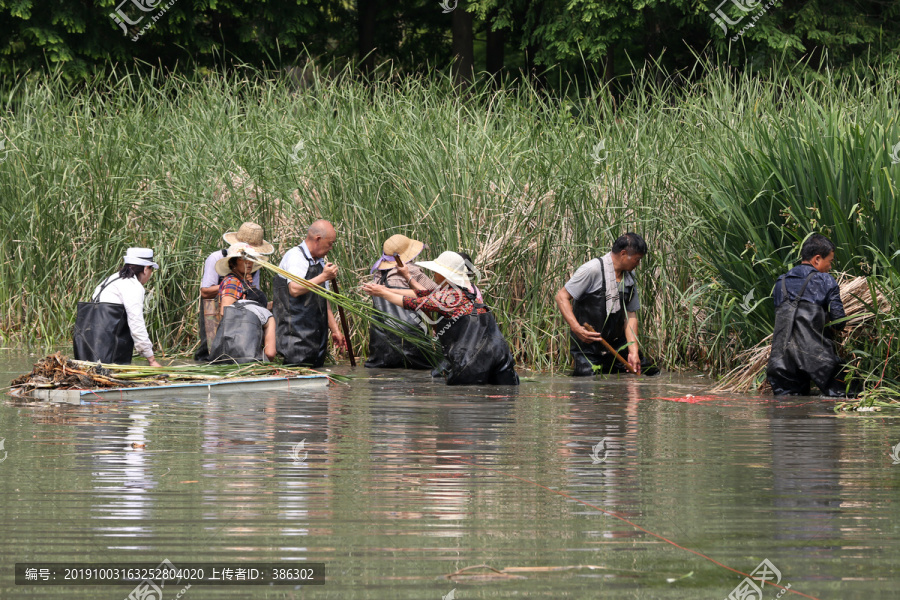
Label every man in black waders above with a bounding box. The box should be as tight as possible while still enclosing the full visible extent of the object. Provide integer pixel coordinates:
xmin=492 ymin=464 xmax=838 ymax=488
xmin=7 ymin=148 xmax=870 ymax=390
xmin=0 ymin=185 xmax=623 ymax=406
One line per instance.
xmin=766 ymin=234 xmax=860 ymax=397
xmin=555 ymin=233 xmax=659 ymax=376
xmin=274 ymin=219 xmax=347 ymax=367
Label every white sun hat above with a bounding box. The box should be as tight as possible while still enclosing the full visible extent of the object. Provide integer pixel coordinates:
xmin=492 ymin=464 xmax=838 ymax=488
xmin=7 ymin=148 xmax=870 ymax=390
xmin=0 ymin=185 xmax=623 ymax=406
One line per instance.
xmin=415 ymin=251 xmax=471 ymax=288
xmin=215 ymin=242 xmax=268 ymax=277
xmin=123 ymin=247 xmax=159 ymax=269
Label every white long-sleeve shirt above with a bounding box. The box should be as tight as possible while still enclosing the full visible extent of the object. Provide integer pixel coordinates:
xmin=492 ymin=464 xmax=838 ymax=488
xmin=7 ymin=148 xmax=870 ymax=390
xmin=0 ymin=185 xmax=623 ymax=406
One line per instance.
xmin=91 ymin=274 xmax=154 ymax=359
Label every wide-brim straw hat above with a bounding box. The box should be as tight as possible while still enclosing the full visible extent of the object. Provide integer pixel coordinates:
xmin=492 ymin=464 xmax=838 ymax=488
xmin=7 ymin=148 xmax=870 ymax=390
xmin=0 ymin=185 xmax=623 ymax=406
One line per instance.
xmin=215 ymin=243 xmax=268 ymax=277
xmin=376 ymin=234 xmax=426 ymax=270
xmin=222 ymin=222 xmax=275 ymax=255
xmin=415 ymin=251 xmax=471 ymax=288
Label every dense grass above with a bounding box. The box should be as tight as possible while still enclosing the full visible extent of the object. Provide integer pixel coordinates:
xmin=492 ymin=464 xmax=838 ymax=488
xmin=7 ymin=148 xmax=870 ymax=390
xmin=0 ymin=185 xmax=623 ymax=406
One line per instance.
xmin=0 ymin=62 xmax=897 ymax=386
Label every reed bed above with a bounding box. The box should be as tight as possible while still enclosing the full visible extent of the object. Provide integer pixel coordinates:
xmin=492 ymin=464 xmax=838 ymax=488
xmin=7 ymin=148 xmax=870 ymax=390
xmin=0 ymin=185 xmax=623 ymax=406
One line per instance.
xmin=0 ymin=61 xmax=897 ymax=388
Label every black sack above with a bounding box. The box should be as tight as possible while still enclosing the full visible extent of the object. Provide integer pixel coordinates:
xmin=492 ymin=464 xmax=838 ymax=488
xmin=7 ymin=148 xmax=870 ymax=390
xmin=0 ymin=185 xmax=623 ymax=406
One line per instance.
xmin=210 ymin=302 xmax=264 ymax=364
xmin=73 ymin=301 xmax=134 ymax=364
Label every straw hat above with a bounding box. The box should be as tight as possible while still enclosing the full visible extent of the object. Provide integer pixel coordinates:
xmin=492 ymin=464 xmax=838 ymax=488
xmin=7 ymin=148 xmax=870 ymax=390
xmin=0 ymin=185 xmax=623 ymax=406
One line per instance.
xmin=123 ymin=247 xmax=159 ymax=269
xmin=415 ymin=251 xmax=471 ymax=288
xmin=222 ymin=222 xmax=275 ymax=255
xmin=376 ymin=234 xmax=425 ymax=270
xmin=215 ymin=243 xmax=268 ymax=277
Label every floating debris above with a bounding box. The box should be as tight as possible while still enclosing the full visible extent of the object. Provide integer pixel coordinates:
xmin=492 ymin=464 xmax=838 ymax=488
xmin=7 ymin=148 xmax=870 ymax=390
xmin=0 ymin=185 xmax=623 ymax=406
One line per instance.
xmin=9 ymin=352 xmax=132 ymax=394
xmin=8 ymin=353 xmax=347 ymax=398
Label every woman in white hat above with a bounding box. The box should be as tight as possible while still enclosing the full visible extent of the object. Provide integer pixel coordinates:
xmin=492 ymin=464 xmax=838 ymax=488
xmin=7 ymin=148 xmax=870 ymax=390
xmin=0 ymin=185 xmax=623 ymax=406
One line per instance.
xmin=209 ymin=243 xmax=276 ymax=363
xmin=362 ymin=251 xmax=519 ymax=386
xmin=196 ymin=222 xmax=274 ymax=361
xmin=365 ymin=234 xmax=438 ymax=369
xmin=73 ymin=247 xmax=162 ymax=366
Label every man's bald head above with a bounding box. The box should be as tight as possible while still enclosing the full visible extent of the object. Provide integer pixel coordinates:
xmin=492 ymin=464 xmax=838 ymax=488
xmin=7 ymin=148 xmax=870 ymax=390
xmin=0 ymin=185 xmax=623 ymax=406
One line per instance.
xmin=306 ymin=219 xmax=336 ymax=259
xmin=307 ymin=219 xmax=335 ymax=240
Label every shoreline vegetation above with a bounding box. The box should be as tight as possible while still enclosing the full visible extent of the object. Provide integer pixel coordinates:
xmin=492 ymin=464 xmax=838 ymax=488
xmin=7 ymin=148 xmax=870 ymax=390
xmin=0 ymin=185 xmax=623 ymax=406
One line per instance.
xmin=0 ymin=60 xmax=897 ymax=402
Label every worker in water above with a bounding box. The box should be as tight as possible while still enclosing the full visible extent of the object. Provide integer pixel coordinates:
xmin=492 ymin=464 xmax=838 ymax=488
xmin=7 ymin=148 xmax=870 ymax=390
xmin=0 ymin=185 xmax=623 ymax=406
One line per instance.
xmin=209 ymin=243 xmax=276 ymax=363
xmin=362 ymin=251 xmax=519 ymax=385
xmin=555 ymin=233 xmax=659 ymax=376
xmin=273 ymin=219 xmax=347 ymax=367
xmin=365 ymin=234 xmax=438 ymax=369
xmin=766 ymin=233 xmax=860 ymax=397
xmin=196 ymin=222 xmax=274 ymax=361
xmin=73 ymin=247 xmax=162 ymax=366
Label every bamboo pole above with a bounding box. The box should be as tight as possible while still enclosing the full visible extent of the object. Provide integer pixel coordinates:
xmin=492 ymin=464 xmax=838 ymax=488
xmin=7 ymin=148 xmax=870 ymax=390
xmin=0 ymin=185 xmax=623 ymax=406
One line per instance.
xmin=330 ymin=277 xmax=356 ymax=367
xmin=583 ymin=323 xmax=637 ymax=374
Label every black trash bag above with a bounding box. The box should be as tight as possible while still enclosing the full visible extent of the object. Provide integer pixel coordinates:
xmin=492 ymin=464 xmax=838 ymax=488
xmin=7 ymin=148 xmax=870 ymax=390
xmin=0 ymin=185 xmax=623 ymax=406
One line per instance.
xmin=365 ymin=274 xmax=433 ymax=369
xmin=273 ymin=271 xmax=328 ymax=368
xmin=569 ymin=279 xmax=659 ymax=377
xmin=767 ymin=273 xmax=849 ymax=396
xmin=72 ymin=276 xmax=134 ymax=365
xmin=210 ymin=302 xmax=264 ymax=364
xmin=435 ymin=299 xmax=519 ymax=386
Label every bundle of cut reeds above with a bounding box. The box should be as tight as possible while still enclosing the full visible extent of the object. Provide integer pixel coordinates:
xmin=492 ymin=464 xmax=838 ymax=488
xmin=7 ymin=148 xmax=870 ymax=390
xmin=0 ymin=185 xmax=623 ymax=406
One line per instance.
xmin=713 ymin=275 xmax=890 ymax=393
xmin=247 ymin=255 xmax=444 ymax=366
xmin=8 ymin=352 xmax=343 ymax=395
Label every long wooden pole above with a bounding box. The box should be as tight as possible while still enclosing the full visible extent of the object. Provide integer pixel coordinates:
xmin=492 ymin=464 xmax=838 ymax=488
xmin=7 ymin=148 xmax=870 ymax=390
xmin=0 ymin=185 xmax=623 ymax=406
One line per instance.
xmin=583 ymin=323 xmax=637 ymax=374
xmin=330 ymin=277 xmax=356 ymax=367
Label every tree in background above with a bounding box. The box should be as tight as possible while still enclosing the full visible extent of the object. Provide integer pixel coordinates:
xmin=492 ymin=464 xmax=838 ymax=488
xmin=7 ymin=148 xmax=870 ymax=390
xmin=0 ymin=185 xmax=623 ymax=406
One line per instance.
xmin=0 ymin=0 xmax=896 ymax=82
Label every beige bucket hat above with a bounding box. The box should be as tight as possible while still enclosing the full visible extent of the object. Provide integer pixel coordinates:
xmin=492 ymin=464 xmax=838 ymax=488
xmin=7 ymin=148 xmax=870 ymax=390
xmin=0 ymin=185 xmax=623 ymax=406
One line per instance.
xmin=374 ymin=234 xmax=426 ymax=271
xmin=222 ymin=222 xmax=275 ymax=255
xmin=415 ymin=251 xmax=471 ymax=288
xmin=215 ymin=243 xmax=268 ymax=277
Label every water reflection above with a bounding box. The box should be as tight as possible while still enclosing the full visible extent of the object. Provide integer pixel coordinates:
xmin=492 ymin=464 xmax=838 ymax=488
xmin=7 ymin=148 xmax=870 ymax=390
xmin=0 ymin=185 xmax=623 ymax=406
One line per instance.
xmin=3 ymin=365 xmax=900 ymax=599
xmin=770 ymin=404 xmax=840 ymax=547
xmin=78 ymin=407 xmax=156 ymax=546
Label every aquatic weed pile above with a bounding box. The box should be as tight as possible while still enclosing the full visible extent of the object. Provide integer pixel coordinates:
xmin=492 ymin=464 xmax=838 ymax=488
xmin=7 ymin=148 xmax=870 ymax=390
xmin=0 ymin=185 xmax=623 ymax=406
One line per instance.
xmin=8 ymin=352 xmax=335 ymax=397
xmin=9 ymin=352 xmax=132 ymax=393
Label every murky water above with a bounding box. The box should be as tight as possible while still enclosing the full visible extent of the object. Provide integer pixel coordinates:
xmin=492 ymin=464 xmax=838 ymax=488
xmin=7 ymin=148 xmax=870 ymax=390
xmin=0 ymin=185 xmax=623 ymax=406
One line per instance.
xmin=1 ymin=351 xmax=899 ymax=599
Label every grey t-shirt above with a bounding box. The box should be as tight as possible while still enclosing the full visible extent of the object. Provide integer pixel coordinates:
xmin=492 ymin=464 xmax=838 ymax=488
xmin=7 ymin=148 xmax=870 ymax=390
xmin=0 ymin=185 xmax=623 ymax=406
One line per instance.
xmin=564 ymin=258 xmax=640 ymax=312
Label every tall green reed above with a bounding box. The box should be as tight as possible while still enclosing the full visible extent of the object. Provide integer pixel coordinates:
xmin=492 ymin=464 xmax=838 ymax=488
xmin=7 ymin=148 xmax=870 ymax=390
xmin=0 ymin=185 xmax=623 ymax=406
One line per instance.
xmin=0 ymin=61 xmax=896 ymax=380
